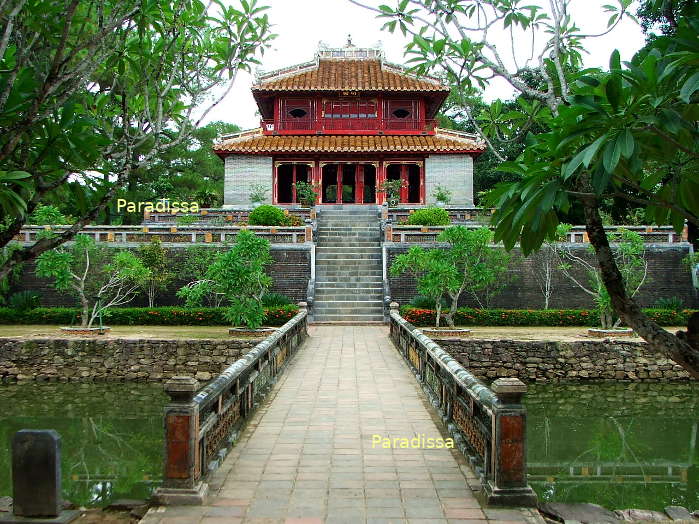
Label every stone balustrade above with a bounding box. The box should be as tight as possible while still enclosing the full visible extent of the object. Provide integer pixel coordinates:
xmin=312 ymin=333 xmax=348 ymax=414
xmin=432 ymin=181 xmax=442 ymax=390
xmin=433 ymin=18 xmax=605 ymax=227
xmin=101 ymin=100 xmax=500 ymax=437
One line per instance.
xmin=16 ymin=224 xmax=312 ymax=245
xmin=384 ymin=224 xmax=689 ymax=244
xmin=144 ymin=207 xmax=314 ymax=224
xmin=388 ymin=304 xmax=537 ymax=507
xmin=154 ymin=306 xmax=308 ymax=505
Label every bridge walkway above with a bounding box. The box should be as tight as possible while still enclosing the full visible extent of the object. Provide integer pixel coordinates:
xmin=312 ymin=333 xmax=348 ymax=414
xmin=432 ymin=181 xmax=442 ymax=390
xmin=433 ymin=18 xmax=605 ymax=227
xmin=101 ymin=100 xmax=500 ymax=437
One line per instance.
xmin=143 ymin=325 xmax=539 ymax=524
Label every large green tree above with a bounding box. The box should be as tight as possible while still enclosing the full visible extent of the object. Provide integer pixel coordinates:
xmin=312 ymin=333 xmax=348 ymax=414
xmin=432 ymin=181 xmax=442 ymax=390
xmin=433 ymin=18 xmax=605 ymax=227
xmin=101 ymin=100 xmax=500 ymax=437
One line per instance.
xmin=0 ymin=0 xmax=274 ymax=278
xmin=355 ymin=0 xmax=699 ymax=376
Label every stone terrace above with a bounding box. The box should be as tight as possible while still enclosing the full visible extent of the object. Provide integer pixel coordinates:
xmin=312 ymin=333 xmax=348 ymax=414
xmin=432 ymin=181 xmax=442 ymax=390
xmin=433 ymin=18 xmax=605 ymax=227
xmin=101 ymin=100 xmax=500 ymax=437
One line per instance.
xmin=142 ymin=325 xmax=542 ymax=524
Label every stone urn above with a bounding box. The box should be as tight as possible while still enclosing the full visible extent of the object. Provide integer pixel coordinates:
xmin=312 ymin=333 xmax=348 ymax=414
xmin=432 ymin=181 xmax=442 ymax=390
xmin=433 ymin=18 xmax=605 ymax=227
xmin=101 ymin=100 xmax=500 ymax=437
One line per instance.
xmin=60 ymin=326 xmax=110 ymax=336
xmin=420 ymin=327 xmax=472 ymax=338
xmin=229 ymin=327 xmax=277 ymax=338
xmin=587 ymin=327 xmax=634 ymax=337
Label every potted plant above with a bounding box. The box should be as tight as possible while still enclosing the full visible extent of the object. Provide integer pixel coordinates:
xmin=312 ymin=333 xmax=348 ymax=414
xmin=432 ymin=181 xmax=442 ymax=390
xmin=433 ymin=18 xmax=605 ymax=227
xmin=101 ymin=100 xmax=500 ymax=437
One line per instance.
xmin=294 ymin=181 xmax=320 ymax=208
xmin=35 ymin=235 xmax=149 ymax=335
xmin=249 ymin=184 xmax=269 ymax=208
xmin=432 ymin=185 xmax=452 ymax=207
xmin=177 ymin=230 xmax=278 ymax=337
xmin=378 ymin=179 xmax=405 ymax=207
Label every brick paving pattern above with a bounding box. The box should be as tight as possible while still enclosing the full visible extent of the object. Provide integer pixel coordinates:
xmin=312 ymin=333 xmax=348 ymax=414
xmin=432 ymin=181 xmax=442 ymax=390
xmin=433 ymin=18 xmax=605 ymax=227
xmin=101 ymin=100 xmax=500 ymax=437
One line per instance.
xmin=143 ymin=325 xmax=540 ymax=524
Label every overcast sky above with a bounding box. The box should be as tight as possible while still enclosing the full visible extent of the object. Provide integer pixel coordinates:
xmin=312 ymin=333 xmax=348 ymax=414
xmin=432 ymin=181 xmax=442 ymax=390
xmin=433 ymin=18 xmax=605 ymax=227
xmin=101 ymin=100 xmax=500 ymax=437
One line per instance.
xmin=204 ymin=0 xmax=647 ymax=130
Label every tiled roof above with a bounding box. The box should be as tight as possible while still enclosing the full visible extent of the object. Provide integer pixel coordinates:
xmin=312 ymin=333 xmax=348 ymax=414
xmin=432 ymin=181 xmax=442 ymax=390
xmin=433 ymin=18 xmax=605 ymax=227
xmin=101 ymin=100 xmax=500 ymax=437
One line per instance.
xmin=252 ymin=59 xmax=448 ymax=92
xmin=213 ymin=129 xmax=486 ymax=154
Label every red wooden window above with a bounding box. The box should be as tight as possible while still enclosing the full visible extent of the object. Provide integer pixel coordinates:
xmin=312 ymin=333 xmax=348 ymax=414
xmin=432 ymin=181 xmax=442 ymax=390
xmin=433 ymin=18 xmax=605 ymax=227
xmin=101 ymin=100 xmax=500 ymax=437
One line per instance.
xmin=385 ymin=100 xmax=420 ymax=129
xmin=322 ymin=99 xmax=377 ymax=119
xmin=280 ymin=99 xmax=313 ymax=130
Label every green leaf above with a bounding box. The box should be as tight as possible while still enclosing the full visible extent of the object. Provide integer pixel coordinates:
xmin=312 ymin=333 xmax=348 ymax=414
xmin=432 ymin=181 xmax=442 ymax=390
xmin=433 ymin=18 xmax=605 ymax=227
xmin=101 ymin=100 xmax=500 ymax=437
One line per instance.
xmin=602 ymin=139 xmax=621 ymax=173
xmin=679 ymin=71 xmax=699 ymax=103
xmin=618 ymin=129 xmax=634 ymax=158
xmin=605 ymin=74 xmax=622 ymax=111
xmin=582 ymin=134 xmax=608 ymax=167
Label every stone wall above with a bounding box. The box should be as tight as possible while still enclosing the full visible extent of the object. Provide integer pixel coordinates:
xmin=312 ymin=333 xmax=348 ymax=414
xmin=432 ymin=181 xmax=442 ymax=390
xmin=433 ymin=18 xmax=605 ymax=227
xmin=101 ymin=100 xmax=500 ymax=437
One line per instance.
xmin=438 ymin=338 xmax=690 ymax=382
xmin=224 ymin=155 xmax=273 ymax=207
xmin=0 ymin=337 xmax=259 ymax=382
xmin=424 ymin=154 xmax=474 ymax=206
xmin=11 ymin=245 xmax=311 ymax=308
xmin=387 ymin=243 xmax=698 ymax=309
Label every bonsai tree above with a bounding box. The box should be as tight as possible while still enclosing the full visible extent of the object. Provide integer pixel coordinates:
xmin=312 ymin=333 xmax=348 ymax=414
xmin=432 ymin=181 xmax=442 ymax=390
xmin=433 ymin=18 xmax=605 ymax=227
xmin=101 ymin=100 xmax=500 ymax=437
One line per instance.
xmin=432 ymin=185 xmax=452 ymax=206
xmin=177 ymin=230 xmax=273 ymax=329
xmin=556 ymin=229 xmax=648 ymax=329
xmin=294 ymin=181 xmax=319 ymax=207
xmin=378 ymin=179 xmax=405 ymax=207
xmin=35 ymin=235 xmax=149 ymax=327
xmin=137 ymin=238 xmax=174 ymax=307
xmin=391 ymin=226 xmax=515 ymax=327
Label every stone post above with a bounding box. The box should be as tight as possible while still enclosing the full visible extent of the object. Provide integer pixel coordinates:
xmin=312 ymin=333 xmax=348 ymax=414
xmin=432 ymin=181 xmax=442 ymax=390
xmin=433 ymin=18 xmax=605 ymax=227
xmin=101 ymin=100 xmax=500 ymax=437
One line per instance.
xmin=389 ymin=302 xmax=399 ymax=311
xmin=4 ymin=430 xmax=79 ymax=523
xmin=153 ymin=376 xmax=208 ymax=505
xmin=483 ymin=378 xmax=537 ymax=507
xmin=385 ymin=222 xmax=393 ymax=243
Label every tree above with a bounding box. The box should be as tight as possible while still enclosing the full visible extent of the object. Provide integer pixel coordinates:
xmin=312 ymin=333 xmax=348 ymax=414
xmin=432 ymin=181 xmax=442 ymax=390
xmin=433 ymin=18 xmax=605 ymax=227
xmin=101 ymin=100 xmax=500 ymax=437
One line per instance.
xmin=137 ymin=238 xmax=174 ymax=307
xmin=35 ymin=235 xmax=149 ymax=327
xmin=356 ymin=0 xmax=699 ymax=377
xmin=177 ymin=230 xmax=273 ymax=328
xmin=530 ymin=224 xmax=571 ymax=309
xmin=556 ymin=229 xmax=649 ymax=328
xmin=390 ymin=226 xmax=515 ymax=327
xmin=0 ymin=0 xmax=274 ymax=278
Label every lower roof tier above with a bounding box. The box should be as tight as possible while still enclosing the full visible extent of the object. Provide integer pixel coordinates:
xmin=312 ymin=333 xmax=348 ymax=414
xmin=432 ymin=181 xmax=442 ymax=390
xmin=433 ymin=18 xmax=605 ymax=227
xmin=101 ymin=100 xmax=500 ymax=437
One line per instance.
xmin=213 ymin=128 xmax=486 ymax=156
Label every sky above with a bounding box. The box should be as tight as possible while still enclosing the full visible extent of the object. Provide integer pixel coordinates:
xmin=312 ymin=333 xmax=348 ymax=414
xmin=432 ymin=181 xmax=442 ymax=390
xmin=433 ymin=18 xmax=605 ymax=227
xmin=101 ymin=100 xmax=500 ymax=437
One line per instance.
xmin=204 ymin=0 xmax=648 ymax=130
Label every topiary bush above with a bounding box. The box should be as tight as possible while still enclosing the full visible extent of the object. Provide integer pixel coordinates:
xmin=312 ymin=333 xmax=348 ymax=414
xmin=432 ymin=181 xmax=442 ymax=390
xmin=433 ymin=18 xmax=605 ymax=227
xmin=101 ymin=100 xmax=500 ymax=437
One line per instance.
xmin=261 ymin=293 xmax=293 ymax=307
xmin=248 ymin=205 xmax=288 ymax=226
xmin=406 ymin=207 xmax=450 ymax=226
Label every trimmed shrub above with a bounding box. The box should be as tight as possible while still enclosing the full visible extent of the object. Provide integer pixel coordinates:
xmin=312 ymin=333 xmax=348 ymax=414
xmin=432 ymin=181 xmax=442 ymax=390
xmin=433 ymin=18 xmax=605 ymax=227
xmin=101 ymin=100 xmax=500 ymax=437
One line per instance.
xmin=248 ymin=205 xmax=288 ymax=226
xmin=0 ymin=305 xmax=299 ymax=327
xmin=398 ymin=306 xmax=694 ymax=327
xmin=261 ymin=293 xmax=293 ymax=307
xmin=406 ymin=207 xmax=450 ymax=226
xmin=409 ymin=295 xmax=448 ymax=309
xmin=8 ymin=291 xmax=40 ymax=311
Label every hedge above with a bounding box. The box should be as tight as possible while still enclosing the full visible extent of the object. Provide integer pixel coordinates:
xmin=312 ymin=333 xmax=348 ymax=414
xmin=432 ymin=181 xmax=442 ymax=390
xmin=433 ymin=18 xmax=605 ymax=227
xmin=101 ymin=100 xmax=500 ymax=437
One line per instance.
xmin=399 ymin=306 xmax=695 ymax=327
xmin=0 ymin=305 xmax=299 ymax=327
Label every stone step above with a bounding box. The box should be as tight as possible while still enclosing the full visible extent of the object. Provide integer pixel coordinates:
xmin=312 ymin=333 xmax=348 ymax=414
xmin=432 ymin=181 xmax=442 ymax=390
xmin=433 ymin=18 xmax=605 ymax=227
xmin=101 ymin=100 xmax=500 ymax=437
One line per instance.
xmin=314 ymin=294 xmax=383 ymax=302
xmin=311 ymin=315 xmax=385 ymax=325
xmin=317 ymin=247 xmax=382 ymax=253
xmin=313 ymin=306 xmax=385 ymax=315
xmin=315 ymin=286 xmax=382 ymax=293
xmin=316 ymin=255 xmax=381 ymax=262
xmin=315 ymin=280 xmax=383 ymax=287
xmin=310 ymin=320 xmax=386 ymax=325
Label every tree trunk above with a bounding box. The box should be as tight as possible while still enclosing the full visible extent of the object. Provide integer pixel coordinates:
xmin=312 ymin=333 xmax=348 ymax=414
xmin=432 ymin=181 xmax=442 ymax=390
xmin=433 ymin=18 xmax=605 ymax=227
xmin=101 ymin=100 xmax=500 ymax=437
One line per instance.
xmin=583 ymin=200 xmax=699 ymax=378
xmin=79 ymin=294 xmax=90 ymax=328
xmin=435 ymin=302 xmax=442 ymax=328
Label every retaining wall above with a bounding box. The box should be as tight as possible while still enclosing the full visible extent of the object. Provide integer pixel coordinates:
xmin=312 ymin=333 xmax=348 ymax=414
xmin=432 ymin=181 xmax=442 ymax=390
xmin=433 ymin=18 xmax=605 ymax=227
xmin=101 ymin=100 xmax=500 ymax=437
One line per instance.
xmin=387 ymin=243 xmax=698 ymax=309
xmin=0 ymin=337 xmax=259 ymax=382
xmin=438 ymin=337 xmax=691 ymax=382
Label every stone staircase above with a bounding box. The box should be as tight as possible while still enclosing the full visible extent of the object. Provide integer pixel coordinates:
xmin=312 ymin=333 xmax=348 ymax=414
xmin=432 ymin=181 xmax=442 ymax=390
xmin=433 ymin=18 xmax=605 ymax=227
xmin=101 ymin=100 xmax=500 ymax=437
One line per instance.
xmin=313 ymin=205 xmax=385 ymax=324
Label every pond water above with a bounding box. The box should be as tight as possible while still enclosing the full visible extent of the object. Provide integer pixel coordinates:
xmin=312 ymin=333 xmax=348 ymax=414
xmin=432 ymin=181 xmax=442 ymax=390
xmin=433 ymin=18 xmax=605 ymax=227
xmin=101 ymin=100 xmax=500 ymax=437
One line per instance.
xmin=525 ymin=383 xmax=699 ymax=512
xmin=0 ymin=383 xmax=167 ymax=507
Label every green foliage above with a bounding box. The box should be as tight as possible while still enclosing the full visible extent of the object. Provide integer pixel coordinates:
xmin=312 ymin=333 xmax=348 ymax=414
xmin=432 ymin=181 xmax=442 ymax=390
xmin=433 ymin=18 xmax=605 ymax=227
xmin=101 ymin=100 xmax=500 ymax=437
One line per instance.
xmin=0 ymin=305 xmax=299 ymax=327
xmin=0 ymin=243 xmax=23 ymax=304
xmin=294 ymin=181 xmax=319 ymax=207
xmin=390 ymin=226 xmax=515 ymax=327
xmin=378 ymin=179 xmax=404 ymax=207
xmin=27 ymin=205 xmax=72 ymax=226
xmin=7 ymin=291 xmax=40 ymax=311
xmin=406 ymin=207 xmax=450 ymax=226
xmin=653 ymin=296 xmax=684 ymax=311
xmin=35 ymin=235 xmax=149 ymax=327
xmin=175 ymin=215 xmax=199 ymax=226
xmin=137 ymin=238 xmax=174 ymax=307
xmin=400 ymin=306 xmax=694 ymax=327
xmin=432 ymin=185 xmax=452 ymax=204
xmin=248 ymin=205 xmax=288 ymax=226
xmin=409 ymin=295 xmax=448 ymax=309
xmin=177 ymin=230 xmax=272 ymax=328
xmin=261 ymin=293 xmax=293 ymax=307
xmin=249 ymin=184 xmax=269 ymax=204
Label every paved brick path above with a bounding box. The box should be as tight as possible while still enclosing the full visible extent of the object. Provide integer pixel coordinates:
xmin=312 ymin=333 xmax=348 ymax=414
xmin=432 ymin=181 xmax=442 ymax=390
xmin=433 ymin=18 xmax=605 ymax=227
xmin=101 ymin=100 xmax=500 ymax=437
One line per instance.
xmin=143 ymin=325 xmax=540 ymax=524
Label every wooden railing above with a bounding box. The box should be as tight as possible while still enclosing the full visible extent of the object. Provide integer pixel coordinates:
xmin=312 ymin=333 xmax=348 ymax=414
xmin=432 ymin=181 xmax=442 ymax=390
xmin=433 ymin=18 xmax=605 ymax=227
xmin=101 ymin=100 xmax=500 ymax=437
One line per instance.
xmin=17 ymin=224 xmax=313 ymax=245
xmin=382 ymin=206 xmax=490 ymax=224
xmin=154 ymin=308 xmax=308 ymax=504
xmin=262 ymin=118 xmax=438 ymax=134
xmin=384 ymin=224 xmax=689 ymax=244
xmin=388 ymin=304 xmax=537 ymax=507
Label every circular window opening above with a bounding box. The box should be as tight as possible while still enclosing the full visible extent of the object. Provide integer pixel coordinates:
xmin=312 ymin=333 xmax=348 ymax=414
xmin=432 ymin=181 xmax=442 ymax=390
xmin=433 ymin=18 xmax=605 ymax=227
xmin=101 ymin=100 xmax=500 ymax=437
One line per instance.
xmin=392 ymin=108 xmax=411 ymax=119
xmin=289 ymin=108 xmax=308 ymax=118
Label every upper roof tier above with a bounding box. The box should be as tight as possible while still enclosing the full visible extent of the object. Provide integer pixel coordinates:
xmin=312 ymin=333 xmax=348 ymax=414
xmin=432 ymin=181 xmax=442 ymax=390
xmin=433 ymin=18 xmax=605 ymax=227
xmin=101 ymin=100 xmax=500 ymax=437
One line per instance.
xmin=251 ymin=44 xmax=450 ymax=119
xmin=252 ymin=48 xmax=449 ymax=93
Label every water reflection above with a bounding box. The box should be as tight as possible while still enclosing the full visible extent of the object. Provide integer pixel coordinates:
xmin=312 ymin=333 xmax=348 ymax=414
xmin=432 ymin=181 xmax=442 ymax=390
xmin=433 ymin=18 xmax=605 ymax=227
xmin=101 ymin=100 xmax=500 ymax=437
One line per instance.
xmin=0 ymin=383 xmax=166 ymax=507
xmin=525 ymin=383 xmax=699 ymax=511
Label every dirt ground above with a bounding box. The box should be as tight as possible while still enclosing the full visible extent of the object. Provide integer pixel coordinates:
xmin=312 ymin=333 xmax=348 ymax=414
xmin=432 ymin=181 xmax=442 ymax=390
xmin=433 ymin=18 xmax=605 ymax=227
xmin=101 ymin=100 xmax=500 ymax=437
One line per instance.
xmin=0 ymin=324 xmax=685 ymax=341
